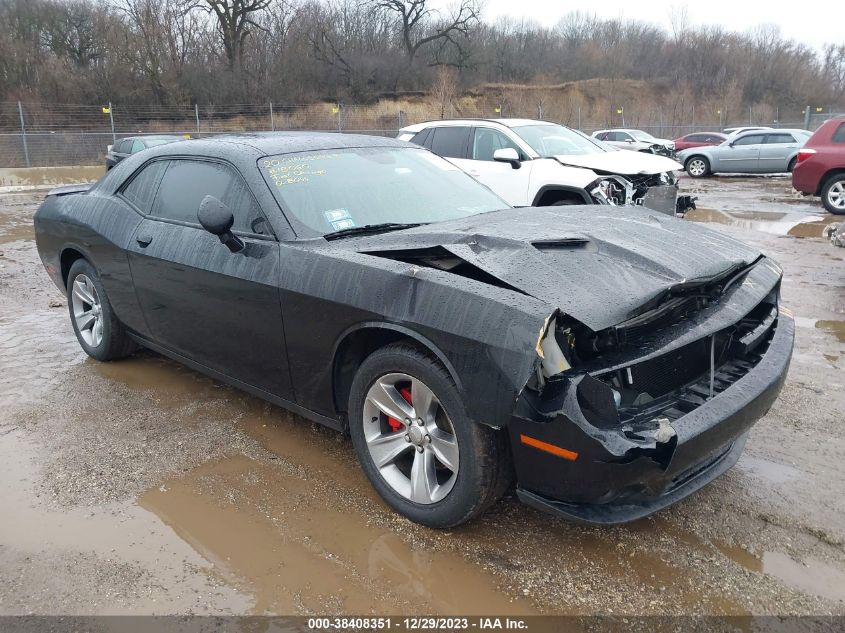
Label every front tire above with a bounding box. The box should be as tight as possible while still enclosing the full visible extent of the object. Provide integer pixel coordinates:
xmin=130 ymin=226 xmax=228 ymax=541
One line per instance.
xmin=821 ymin=175 xmax=845 ymax=215
xmin=685 ymin=156 xmax=710 ymax=178
xmin=66 ymin=259 xmax=137 ymax=361
xmin=348 ymin=344 xmax=510 ymax=528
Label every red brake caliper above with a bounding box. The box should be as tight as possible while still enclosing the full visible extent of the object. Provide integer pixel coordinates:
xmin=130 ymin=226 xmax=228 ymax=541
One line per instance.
xmin=387 ymin=387 xmax=413 ymax=432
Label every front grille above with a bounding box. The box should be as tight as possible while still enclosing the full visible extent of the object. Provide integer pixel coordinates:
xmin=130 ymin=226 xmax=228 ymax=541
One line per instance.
xmin=604 ymin=302 xmax=777 ymax=425
xmin=629 ymin=338 xmax=710 ymax=397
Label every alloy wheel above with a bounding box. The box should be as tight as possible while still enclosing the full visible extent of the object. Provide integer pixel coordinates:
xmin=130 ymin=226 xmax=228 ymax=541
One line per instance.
xmin=362 ymin=373 xmax=459 ymax=504
xmin=688 ymin=159 xmax=706 ymax=177
xmin=828 ymin=181 xmax=845 ymax=210
xmin=71 ymin=274 xmax=103 ymax=347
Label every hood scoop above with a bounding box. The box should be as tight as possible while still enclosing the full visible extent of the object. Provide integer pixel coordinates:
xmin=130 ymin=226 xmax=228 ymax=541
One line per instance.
xmin=531 ymin=238 xmax=593 ymax=252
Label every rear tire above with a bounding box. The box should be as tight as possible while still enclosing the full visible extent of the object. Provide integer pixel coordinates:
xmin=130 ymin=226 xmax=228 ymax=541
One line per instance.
xmin=348 ymin=343 xmax=510 ymax=528
xmin=66 ymin=259 xmax=137 ymax=361
xmin=787 ymin=157 xmax=797 ymax=173
xmin=685 ymin=156 xmax=710 ymax=178
xmin=821 ymin=175 xmax=845 ymax=215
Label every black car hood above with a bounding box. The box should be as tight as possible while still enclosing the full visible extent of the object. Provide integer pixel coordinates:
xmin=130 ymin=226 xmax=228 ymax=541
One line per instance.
xmin=337 ymin=206 xmax=762 ymax=331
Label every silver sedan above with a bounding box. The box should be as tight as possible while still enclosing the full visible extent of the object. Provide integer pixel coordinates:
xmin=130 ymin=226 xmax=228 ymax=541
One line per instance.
xmin=678 ymin=129 xmax=810 ymax=177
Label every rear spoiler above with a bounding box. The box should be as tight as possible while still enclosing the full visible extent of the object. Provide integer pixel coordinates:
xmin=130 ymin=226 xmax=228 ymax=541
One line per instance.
xmin=46 ymin=184 xmax=92 ymax=197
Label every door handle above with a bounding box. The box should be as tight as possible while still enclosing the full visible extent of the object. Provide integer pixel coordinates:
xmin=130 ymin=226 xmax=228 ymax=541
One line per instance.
xmin=136 ymin=233 xmax=153 ymax=247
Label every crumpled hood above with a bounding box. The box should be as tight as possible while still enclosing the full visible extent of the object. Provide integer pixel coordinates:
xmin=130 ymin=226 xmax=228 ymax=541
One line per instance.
xmin=345 ymin=206 xmax=762 ymax=331
xmin=553 ymin=151 xmax=682 ymax=175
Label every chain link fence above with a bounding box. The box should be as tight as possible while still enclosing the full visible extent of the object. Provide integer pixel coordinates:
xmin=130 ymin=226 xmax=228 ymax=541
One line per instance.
xmin=0 ymin=101 xmax=832 ymax=168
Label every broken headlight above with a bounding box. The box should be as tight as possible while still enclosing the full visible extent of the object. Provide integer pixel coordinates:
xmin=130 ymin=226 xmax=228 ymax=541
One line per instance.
xmin=588 ymin=176 xmax=634 ymax=206
xmin=657 ymin=171 xmax=678 ymax=185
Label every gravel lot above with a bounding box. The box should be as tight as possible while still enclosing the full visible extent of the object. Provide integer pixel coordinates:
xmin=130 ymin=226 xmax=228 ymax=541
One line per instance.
xmin=0 ymin=176 xmax=843 ymax=617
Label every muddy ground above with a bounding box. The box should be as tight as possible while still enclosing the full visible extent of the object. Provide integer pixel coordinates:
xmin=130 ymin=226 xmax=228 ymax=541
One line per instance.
xmin=0 ymin=175 xmax=843 ymax=617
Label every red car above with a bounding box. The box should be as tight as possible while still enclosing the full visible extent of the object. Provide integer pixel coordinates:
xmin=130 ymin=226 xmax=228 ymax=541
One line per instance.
xmin=792 ymin=116 xmax=845 ymax=214
xmin=672 ymin=132 xmax=727 ymax=151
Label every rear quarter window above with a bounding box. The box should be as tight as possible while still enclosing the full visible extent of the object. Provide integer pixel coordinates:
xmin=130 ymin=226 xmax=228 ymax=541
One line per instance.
xmin=765 ymin=134 xmax=796 ymax=144
xmin=832 ymin=123 xmax=845 ymax=144
xmin=429 ymin=127 xmax=470 ymax=158
xmin=120 ymin=160 xmax=169 ymax=214
xmin=408 ymin=127 xmax=432 ymax=147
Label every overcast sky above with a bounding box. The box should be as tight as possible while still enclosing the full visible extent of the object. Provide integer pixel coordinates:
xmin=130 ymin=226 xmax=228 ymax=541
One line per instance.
xmin=451 ymin=0 xmax=844 ymax=52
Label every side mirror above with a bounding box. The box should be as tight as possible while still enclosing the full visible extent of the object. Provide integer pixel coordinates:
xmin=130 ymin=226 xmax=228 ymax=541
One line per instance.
xmin=198 ymin=195 xmax=244 ymax=253
xmin=493 ymin=147 xmax=521 ymax=169
xmin=625 ymin=138 xmax=634 ymax=143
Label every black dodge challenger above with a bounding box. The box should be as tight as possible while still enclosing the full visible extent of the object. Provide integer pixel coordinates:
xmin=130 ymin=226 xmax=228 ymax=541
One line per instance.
xmin=34 ymin=133 xmax=794 ymax=528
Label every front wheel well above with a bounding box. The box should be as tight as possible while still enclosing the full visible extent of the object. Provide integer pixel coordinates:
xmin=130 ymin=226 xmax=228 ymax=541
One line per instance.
xmin=60 ymin=248 xmax=86 ymax=289
xmin=533 ymin=188 xmax=588 ymax=206
xmin=332 ymin=327 xmax=451 ymax=425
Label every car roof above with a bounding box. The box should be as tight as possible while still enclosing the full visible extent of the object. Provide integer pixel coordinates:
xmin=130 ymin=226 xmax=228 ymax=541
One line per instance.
xmin=120 ymin=134 xmax=183 ymax=142
xmin=734 ymin=128 xmax=807 ymax=136
xmin=399 ymin=118 xmax=553 ymax=132
xmin=147 ymin=132 xmax=409 ymax=158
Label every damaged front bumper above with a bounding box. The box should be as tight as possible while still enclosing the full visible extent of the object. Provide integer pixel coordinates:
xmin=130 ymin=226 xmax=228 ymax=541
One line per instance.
xmin=507 ymin=308 xmax=794 ymax=525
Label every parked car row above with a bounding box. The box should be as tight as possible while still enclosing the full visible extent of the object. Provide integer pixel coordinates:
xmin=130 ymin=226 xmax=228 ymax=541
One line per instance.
xmin=105 ymin=118 xmax=844 ymax=216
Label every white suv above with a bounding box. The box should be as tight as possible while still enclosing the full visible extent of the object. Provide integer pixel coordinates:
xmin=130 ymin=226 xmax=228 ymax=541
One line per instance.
xmin=397 ymin=119 xmax=691 ymax=214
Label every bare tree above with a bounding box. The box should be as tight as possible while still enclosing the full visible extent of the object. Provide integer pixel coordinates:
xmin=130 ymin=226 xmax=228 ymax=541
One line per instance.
xmin=431 ymin=64 xmax=457 ymax=116
xmin=371 ymin=0 xmax=479 ymax=66
xmin=202 ymin=0 xmax=271 ymax=70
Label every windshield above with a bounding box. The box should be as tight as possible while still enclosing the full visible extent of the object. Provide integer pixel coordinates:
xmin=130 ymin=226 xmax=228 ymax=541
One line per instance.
xmin=514 ymin=124 xmax=608 ymax=157
xmin=259 ymin=147 xmax=508 ymax=237
xmin=630 ymin=130 xmax=656 ymax=142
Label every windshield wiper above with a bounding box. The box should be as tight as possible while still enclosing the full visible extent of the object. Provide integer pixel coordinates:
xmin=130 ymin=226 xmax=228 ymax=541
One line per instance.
xmin=323 ymin=222 xmax=425 ymax=241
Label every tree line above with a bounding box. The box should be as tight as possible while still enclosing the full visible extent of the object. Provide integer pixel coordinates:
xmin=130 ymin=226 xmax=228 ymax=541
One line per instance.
xmin=1 ymin=0 xmax=843 ymax=114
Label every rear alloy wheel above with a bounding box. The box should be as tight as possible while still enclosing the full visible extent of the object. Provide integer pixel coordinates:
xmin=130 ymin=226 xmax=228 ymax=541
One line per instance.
xmin=348 ymin=344 xmax=510 ymax=528
xmin=821 ymin=175 xmax=845 ymax=215
xmin=66 ymin=259 xmax=137 ymax=361
xmin=686 ymin=156 xmax=710 ymax=178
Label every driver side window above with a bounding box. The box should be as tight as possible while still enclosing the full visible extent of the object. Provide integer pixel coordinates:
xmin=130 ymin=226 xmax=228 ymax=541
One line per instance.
xmin=150 ymin=160 xmax=272 ymax=236
xmin=471 ymin=128 xmax=522 ymax=161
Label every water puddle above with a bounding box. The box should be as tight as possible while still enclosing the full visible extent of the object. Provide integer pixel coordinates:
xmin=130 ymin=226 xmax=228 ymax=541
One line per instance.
xmin=93 ymin=353 xmax=229 ymax=409
xmin=759 ymin=552 xmax=845 ymax=602
xmin=716 ymin=542 xmax=845 ymax=603
xmin=140 ymin=453 xmax=538 ymax=615
xmin=0 ymin=310 xmax=83 ymax=408
xmin=685 ymin=208 xmax=833 ymax=238
xmin=0 ymin=429 xmax=251 ymax=613
xmin=793 ymin=317 xmax=845 ymax=343
xmin=734 ymin=454 xmax=803 ymax=485
xmin=0 ymin=221 xmax=34 ymax=244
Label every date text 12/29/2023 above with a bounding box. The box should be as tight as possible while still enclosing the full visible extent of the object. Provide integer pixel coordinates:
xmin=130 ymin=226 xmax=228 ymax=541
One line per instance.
xmin=307 ymin=617 xmax=530 ymax=630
